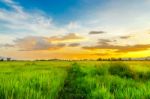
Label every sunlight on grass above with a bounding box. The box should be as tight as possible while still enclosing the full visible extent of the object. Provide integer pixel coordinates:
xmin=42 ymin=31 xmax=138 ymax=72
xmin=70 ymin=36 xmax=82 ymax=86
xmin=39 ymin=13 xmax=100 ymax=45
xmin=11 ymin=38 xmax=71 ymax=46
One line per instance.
xmin=0 ymin=61 xmax=150 ymax=99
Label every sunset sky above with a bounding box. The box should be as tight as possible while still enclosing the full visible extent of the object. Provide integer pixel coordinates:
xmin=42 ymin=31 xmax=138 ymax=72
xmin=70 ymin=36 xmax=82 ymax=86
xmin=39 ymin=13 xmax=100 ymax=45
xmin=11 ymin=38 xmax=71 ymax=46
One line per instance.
xmin=1 ymin=0 xmax=150 ymax=60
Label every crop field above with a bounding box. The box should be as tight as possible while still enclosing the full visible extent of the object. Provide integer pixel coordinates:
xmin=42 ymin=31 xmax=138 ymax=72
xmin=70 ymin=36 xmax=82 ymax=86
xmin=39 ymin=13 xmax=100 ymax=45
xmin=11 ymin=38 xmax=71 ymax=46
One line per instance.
xmin=0 ymin=61 xmax=150 ymax=99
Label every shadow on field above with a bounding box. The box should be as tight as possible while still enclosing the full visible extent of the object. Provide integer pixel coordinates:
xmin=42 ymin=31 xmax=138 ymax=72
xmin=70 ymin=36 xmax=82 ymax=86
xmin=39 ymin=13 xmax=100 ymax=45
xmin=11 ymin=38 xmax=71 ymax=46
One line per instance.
xmin=58 ymin=62 xmax=150 ymax=99
xmin=108 ymin=63 xmax=135 ymax=79
xmin=109 ymin=62 xmax=150 ymax=81
xmin=58 ymin=63 xmax=88 ymax=99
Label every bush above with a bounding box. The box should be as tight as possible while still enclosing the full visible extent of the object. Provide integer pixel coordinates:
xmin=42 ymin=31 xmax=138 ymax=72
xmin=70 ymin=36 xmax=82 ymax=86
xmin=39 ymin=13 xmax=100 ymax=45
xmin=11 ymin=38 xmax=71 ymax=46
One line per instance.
xmin=138 ymin=71 xmax=150 ymax=81
xmin=70 ymin=63 xmax=86 ymax=77
xmin=108 ymin=63 xmax=135 ymax=79
xmin=145 ymin=72 xmax=150 ymax=80
xmin=96 ymin=66 xmax=109 ymax=76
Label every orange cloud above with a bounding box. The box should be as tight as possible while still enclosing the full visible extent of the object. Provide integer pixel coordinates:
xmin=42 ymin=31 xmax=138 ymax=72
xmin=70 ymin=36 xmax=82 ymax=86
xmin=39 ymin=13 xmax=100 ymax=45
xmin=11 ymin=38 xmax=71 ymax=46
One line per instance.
xmin=9 ymin=36 xmax=65 ymax=51
xmin=1 ymin=33 xmax=84 ymax=51
xmin=82 ymin=38 xmax=150 ymax=53
xmin=46 ymin=33 xmax=84 ymax=42
xmin=116 ymin=44 xmax=150 ymax=53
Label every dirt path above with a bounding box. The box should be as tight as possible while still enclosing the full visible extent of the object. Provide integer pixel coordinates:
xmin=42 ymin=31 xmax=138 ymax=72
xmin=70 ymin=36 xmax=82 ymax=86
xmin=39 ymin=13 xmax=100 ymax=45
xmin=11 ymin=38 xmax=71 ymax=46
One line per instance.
xmin=58 ymin=63 xmax=87 ymax=99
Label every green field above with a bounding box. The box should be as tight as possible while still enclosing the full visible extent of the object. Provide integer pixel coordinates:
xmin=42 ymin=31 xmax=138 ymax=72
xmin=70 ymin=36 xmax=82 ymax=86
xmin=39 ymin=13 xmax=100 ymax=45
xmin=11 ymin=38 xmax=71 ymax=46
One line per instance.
xmin=0 ymin=61 xmax=150 ymax=99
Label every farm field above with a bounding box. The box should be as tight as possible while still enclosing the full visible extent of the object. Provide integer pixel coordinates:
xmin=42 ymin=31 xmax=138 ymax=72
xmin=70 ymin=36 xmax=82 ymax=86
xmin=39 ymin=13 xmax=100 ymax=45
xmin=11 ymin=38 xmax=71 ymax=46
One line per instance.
xmin=0 ymin=61 xmax=150 ymax=99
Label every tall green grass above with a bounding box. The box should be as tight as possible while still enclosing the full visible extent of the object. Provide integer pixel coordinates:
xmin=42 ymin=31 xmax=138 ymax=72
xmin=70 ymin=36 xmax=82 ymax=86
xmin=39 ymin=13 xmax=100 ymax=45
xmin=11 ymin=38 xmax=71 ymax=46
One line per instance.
xmin=0 ymin=61 xmax=150 ymax=99
xmin=72 ymin=62 xmax=150 ymax=99
xmin=0 ymin=61 xmax=68 ymax=99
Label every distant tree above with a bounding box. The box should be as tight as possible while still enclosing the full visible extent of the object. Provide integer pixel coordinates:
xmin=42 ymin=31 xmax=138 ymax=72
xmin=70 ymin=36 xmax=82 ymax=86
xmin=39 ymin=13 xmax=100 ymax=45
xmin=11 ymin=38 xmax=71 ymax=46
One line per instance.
xmin=111 ymin=58 xmax=116 ymax=61
xmin=0 ymin=58 xmax=4 ymax=61
xmin=97 ymin=58 xmax=102 ymax=61
xmin=118 ymin=58 xmax=122 ymax=61
xmin=128 ymin=58 xmax=131 ymax=61
xmin=107 ymin=58 xmax=111 ymax=61
xmin=6 ymin=58 xmax=11 ymax=61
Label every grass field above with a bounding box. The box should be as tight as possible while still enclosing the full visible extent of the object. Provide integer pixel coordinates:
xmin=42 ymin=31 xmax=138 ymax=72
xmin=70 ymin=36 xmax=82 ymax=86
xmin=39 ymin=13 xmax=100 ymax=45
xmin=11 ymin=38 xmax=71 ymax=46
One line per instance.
xmin=0 ymin=61 xmax=150 ymax=99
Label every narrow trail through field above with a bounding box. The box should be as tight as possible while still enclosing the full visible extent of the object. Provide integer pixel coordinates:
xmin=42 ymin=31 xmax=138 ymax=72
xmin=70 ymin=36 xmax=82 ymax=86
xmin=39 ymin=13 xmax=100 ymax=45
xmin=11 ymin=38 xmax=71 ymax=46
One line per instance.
xmin=58 ymin=63 xmax=87 ymax=99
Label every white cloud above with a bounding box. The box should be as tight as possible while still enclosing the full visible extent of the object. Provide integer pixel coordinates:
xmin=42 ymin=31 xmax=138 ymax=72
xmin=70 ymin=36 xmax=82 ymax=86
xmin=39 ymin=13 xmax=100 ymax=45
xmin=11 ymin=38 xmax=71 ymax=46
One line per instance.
xmin=78 ymin=0 xmax=150 ymax=37
xmin=67 ymin=22 xmax=80 ymax=30
xmin=0 ymin=0 xmax=150 ymax=48
xmin=1 ymin=0 xmax=23 ymax=12
xmin=0 ymin=0 xmax=69 ymax=38
xmin=0 ymin=0 xmax=106 ymax=45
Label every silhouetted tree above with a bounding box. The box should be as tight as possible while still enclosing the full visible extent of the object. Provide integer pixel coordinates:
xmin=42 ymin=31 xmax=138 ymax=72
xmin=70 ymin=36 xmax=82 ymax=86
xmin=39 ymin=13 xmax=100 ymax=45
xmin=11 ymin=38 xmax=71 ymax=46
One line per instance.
xmin=0 ymin=58 xmax=4 ymax=61
xmin=6 ymin=58 xmax=11 ymax=61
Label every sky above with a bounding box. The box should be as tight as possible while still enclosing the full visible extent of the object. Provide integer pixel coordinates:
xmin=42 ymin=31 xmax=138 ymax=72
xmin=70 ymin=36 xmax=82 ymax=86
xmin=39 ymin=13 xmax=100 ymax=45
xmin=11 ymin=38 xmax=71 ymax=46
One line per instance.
xmin=0 ymin=0 xmax=150 ymax=60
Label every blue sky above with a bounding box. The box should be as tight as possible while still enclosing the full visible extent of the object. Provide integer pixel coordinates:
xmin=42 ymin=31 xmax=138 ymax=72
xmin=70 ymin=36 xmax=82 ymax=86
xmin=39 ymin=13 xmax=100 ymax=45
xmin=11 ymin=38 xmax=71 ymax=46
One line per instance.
xmin=1 ymin=0 xmax=150 ymax=59
xmin=0 ymin=0 xmax=107 ymax=24
xmin=14 ymin=0 xmax=81 ymax=23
